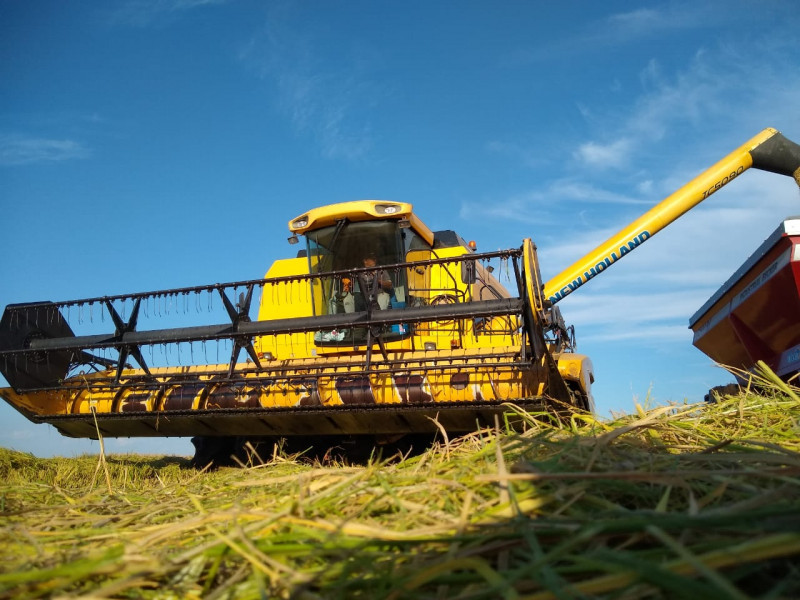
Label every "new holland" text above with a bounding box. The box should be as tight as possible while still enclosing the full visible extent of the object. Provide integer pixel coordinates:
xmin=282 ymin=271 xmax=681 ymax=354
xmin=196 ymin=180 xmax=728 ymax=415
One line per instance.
xmin=549 ymin=230 xmax=651 ymax=303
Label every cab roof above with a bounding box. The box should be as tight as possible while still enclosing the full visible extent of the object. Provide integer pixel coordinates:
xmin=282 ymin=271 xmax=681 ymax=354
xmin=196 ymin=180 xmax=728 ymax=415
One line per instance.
xmin=288 ymin=200 xmax=435 ymax=247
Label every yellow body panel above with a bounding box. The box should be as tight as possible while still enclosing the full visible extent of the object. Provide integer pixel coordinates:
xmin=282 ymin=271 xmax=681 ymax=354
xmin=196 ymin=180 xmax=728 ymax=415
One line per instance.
xmin=555 ymin=352 xmax=595 ymax=411
xmin=259 ymin=258 xmax=315 ymax=319
xmin=254 ymin=257 xmax=315 ymax=360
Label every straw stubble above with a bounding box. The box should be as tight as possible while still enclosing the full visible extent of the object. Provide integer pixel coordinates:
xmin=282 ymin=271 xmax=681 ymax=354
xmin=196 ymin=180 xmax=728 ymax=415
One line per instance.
xmin=1 ymin=368 xmax=798 ymax=598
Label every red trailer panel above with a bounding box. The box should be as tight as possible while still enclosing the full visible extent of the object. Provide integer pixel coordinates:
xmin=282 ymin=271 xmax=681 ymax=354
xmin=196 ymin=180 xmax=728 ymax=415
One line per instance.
xmin=689 ymin=218 xmax=800 ymax=379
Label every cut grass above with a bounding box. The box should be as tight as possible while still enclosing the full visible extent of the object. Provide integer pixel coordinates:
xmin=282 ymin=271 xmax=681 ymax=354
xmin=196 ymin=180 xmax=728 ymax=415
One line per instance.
xmin=1 ymin=369 xmax=799 ymax=598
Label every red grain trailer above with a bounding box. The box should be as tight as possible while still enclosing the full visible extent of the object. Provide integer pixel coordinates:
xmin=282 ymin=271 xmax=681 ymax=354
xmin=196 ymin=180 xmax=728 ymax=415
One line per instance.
xmin=690 ymin=217 xmax=800 ymax=381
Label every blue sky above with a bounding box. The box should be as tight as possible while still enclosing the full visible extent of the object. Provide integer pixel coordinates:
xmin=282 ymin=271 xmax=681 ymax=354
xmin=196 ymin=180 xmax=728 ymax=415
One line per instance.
xmin=2 ymin=0 xmax=799 ymax=457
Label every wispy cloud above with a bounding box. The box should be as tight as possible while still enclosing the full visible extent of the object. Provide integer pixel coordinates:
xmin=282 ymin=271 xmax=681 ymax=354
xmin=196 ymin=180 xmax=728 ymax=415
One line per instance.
xmin=607 ymin=8 xmax=661 ymax=31
xmin=562 ymin=290 xmax=700 ymax=344
xmin=109 ymin=0 xmax=227 ymax=27
xmin=574 ymin=138 xmax=633 ymax=169
xmin=567 ymin=290 xmax=701 ymax=325
xmin=460 ymin=178 xmax=650 ymax=225
xmin=500 ymin=9 xmax=769 ymax=172
xmin=505 ymin=4 xmax=712 ymax=66
xmin=0 ymin=135 xmax=90 ymax=166
xmin=605 ymin=6 xmax=705 ymax=40
xmin=238 ymin=11 xmax=377 ymax=161
xmin=540 ymin=172 xmax=800 ymax=283
xmin=574 ymin=34 xmax=800 ymax=170
xmin=583 ymin=323 xmax=694 ymax=345
xmin=539 ymin=171 xmax=800 ymax=347
xmin=473 ymin=30 xmax=800 ymax=352
xmin=273 ymin=69 xmax=374 ymax=160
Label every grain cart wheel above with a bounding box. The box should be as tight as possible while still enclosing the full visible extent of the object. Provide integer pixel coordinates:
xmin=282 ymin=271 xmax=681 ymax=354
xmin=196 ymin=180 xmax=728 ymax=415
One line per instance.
xmin=705 ymin=383 xmax=741 ymax=403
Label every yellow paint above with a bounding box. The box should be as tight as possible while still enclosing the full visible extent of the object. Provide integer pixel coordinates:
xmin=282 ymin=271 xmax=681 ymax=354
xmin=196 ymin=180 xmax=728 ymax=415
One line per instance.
xmin=288 ymin=199 xmax=435 ymax=246
xmin=556 ymin=352 xmax=595 ymax=412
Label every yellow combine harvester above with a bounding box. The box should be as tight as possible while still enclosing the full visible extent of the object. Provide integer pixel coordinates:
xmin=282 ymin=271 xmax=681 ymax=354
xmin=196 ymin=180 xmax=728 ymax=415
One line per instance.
xmin=1 ymin=128 xmax=799 ymax=466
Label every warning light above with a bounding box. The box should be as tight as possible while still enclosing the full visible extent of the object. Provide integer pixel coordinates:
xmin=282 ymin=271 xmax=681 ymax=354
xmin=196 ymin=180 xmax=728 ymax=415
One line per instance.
xmin=468 ymin=240 xmax=477 ymax=251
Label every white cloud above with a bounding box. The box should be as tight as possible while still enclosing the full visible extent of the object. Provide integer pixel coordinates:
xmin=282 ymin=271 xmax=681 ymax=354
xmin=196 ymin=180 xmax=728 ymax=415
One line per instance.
xmin=564 ymin=291 xmax=701 ymax=326
xmin=482 ymin=30 xmax=800 ymax=242
xmin=583 ymin=323 xmax=693 ymax=344
xmin=572 ymin=31 xmax=800 ymax=175
xmin=460 ymin=194 xmax=541 ymax=224
xmin=109 ymin=0 xmax=227 ymax=27
xmin=283 ymin=73 xmax=374 ymax=161
xmin=637 ymin=180 xmax=654 ymax=195
xmin=537 ymin=169 xmax=800 ymax=350
xmin=460 ymin=178 xmax=651 ymax=227
xmin=542 ymin=172 xmax=799 ymax=284
xmin=0 ymin=135 xmax=90 ymax=166
xmin=605 ymin=6 xmax=705 ymax=40
xmin=506 ymin=4 xmax=712 ymax=65
xmin=639 ymin=59 xmax=662 ymax=88
xmin=238 ymin=15 xmax=377 ymax=162
xmin=607 ymin=8 xmax=661 ymax=30
xmin=574 ymin=138 xmax=633 ymax=169
xmin=554 ymin=180 xmax=651 ymax=205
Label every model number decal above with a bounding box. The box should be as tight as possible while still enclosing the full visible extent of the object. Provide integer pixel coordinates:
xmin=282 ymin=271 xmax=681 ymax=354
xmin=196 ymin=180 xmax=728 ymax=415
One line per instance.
xmin=702 ymin=166 xmax=744 ymax=199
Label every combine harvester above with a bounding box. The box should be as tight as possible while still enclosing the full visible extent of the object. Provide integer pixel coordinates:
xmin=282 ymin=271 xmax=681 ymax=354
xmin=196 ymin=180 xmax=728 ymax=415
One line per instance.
xmin=1 ymin=128 xmax=799 ymax=466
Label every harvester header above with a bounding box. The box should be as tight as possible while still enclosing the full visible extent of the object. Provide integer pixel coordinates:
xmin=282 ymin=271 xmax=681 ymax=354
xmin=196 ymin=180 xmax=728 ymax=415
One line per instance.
xmin=0 ymin=198 xmax=594 ymax=464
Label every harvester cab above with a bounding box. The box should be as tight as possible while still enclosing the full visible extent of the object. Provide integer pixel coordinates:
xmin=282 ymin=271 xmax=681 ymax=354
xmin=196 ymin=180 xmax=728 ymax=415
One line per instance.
xmin=2 ymin=128 xmax=799 ymax=467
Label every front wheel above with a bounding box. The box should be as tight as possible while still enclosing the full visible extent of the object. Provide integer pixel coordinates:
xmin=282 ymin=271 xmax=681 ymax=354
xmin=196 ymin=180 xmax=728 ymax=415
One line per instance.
xmin=190 ymin=436 xmax=253 ymax=469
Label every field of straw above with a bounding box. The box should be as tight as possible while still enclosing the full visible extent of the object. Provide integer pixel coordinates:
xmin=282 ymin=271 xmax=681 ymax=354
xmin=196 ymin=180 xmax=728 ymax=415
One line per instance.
xmin=1 ymin=364 xmax=799 ymax=599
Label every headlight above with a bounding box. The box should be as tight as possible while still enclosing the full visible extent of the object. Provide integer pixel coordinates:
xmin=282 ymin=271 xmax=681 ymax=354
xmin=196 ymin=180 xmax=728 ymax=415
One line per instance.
xmin=292 ymin=216 xmax=309 ymax=229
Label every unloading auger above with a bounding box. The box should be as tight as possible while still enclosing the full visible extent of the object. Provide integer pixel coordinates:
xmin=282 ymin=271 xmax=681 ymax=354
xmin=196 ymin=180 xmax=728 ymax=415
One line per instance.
xmin=544 ymin=128 xmax=800 ymax=303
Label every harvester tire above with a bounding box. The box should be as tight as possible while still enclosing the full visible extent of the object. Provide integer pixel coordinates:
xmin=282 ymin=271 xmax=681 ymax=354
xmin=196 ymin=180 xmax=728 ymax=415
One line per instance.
xmin=190 ymin=436 xmax=250 ymax=469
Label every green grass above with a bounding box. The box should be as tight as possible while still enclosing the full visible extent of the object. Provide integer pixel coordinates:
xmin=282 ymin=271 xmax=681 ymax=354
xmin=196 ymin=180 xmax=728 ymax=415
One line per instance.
xmin=1 ymin=365 xmax=799 ymax=599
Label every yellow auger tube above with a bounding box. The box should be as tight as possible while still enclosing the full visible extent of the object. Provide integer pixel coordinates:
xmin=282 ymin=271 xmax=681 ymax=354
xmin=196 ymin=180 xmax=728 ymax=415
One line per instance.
xmin=544 ymin=128 xmax=799 ymax=304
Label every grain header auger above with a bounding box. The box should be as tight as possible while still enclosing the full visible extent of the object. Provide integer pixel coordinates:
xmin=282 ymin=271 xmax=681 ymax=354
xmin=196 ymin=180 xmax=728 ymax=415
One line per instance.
xmin=1 ymin=128 xmax=799 ymax=466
